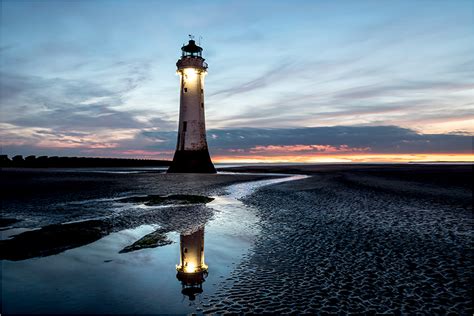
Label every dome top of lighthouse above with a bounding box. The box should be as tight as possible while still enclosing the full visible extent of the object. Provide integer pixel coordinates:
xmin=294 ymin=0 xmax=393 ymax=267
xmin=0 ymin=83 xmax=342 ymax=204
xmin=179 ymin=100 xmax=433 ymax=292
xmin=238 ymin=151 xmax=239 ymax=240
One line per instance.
xmin=181 ymin=40 xmax=203 ymax=57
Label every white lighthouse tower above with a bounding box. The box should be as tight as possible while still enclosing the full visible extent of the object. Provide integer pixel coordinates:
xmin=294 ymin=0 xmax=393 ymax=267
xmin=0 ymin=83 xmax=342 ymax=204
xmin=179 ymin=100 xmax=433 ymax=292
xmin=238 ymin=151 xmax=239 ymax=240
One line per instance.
xmin=167 ymin=38 xmax=216 ymax=173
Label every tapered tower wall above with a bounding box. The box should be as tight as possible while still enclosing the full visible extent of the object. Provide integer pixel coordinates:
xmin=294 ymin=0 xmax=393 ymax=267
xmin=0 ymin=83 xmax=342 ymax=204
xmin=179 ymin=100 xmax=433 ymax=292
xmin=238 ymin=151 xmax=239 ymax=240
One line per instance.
xmin=176 ymin=68 xmax=207 ymax=151
xmin=168 ymin=40 xmax=216 ymax=173
xmin=177 ymin=228 xmax=206 ymax=274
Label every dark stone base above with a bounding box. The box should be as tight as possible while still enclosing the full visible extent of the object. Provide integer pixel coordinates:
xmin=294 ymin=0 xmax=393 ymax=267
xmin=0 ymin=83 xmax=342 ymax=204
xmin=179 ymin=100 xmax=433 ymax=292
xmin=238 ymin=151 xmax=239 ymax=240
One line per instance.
xmin=167 ymin=149 xmax=216 ymax=173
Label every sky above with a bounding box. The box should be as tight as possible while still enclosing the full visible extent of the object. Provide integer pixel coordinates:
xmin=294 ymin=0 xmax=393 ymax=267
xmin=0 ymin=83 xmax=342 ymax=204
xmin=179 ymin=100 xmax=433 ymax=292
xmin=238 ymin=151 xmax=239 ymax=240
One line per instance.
xmin=1 ymin=0 xmax=473 ymax=162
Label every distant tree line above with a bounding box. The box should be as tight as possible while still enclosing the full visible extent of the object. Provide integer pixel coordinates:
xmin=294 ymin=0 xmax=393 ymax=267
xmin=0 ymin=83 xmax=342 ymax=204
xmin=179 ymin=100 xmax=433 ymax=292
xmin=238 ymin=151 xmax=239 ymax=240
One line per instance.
xmin=0 ymin=155 xmax=171 ymax=168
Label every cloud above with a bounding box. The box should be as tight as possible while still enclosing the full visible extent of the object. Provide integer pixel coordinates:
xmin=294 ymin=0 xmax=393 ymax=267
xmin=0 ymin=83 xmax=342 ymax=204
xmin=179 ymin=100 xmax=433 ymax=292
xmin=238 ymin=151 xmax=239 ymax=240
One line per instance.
xmin=1 ymin=0 xmax=473 ymax=161
xmin=207 ymin=74 xmax=474 ymax=131
xmin=248 ymin=144 xmax=371 ymax=154
xmin=2 ymin=125 xmax=471 ymax=159
xmin=209 ymin=61 xmax=296 ymax=98
xmin=203 ymin=126 xmax=472 ymax=154
xmin=0 ymin=61 xmax=175 ymax=134
xmin=334 ymin=81 xmax=474 ymax=100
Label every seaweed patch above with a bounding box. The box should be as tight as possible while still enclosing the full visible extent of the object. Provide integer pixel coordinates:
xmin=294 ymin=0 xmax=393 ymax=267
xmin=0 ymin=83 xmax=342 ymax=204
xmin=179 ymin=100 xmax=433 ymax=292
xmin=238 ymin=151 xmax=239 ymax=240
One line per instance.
xmin=119 ymin=228 xmax=173 ymax=253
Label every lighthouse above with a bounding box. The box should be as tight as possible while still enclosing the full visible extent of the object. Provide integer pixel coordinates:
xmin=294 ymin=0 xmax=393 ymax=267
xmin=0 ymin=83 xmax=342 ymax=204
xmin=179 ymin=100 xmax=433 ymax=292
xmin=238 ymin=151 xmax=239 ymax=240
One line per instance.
xmin=176 ymin=227 xmax=208 ymax=300
xmin=167 ymin=38 xmax=216 ymax=173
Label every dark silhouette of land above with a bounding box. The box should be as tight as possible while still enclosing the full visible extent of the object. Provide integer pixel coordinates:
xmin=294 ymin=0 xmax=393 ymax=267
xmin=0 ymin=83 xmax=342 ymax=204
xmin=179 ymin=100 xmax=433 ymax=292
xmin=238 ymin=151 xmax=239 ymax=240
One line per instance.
xmin=0 ymin=155 xmax=170 ymax=168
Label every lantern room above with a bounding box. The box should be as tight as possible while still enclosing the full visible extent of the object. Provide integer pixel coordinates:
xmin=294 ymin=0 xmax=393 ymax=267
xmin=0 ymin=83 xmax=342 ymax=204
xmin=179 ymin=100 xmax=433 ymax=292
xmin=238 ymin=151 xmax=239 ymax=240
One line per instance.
xmin=181 ymin=39 xmax=203 ymax=58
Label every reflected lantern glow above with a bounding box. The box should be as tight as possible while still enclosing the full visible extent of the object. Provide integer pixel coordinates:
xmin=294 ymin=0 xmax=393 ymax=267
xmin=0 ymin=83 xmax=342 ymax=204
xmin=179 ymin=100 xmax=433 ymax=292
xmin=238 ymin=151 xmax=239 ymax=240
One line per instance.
xmin=176 ymin=227 xmax=207 ymax=275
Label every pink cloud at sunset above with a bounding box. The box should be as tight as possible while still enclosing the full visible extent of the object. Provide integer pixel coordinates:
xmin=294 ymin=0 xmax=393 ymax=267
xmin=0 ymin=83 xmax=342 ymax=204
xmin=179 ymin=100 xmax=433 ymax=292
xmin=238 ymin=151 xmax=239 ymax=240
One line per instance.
xmin=213 ymin=153 xmax=474 ymax=164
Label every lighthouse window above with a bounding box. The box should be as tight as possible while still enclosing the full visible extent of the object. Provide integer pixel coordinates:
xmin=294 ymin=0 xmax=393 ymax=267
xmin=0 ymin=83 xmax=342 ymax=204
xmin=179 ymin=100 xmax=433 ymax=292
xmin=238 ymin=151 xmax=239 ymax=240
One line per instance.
xmin=201 ymin=102 xmax=204 ymax=108
xmin=200 ymin=89 xmax=203 ymax=94
xmin=184 ymin=248 xmax=188 ymax=253
xmin=183 ymin=121 xmax=187 ymax=132
xmin=184 ymin=87 xmax=188 ymax=93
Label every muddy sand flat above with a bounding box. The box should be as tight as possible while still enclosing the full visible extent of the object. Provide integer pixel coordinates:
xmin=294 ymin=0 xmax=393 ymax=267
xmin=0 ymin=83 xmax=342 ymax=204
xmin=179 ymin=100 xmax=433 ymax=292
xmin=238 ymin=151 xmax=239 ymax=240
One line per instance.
xmin=204 ymin=164 xmax=472 ymax=314
xmin=0 ymin=169 xmax=278 ymax=228
xmin=1 ymin=165 xmax=472 ymax=314
xmin=1 ymin=168 xmax=287 ymax=313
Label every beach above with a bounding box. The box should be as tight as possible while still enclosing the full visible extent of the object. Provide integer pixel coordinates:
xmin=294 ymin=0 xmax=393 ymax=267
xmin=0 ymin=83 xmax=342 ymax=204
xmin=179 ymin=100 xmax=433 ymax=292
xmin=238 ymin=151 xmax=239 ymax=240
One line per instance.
xmin=1 ymin=164 xmax=472 ymax=314
xmin=206 ymin=164 xmax=473 ymax=314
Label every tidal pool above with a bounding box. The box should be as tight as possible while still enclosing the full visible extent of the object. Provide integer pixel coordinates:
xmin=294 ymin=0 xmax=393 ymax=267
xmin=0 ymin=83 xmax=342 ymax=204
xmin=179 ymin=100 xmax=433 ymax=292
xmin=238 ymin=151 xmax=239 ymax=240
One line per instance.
xmin=1 ymin=174 xmax=306 ymax=314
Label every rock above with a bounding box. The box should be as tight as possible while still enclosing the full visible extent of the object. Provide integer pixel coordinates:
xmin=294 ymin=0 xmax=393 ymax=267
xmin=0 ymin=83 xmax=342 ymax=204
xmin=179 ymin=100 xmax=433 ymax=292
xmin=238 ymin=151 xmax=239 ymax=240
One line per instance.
xmin=119 ymin=228 xmax=174 ymax=253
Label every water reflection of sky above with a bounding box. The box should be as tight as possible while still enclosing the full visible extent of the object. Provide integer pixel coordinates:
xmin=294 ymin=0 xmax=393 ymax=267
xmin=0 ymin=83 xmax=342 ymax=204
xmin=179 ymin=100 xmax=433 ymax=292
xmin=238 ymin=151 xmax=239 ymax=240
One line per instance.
xmin=2 ymin=175 xmax=305 ymax=313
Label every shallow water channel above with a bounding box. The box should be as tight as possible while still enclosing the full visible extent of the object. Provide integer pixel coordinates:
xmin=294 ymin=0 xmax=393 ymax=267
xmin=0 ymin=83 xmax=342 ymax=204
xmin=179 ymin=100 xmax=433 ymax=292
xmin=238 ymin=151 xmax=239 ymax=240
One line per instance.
xmin=2 ymin=174 xmax=307 ymax=314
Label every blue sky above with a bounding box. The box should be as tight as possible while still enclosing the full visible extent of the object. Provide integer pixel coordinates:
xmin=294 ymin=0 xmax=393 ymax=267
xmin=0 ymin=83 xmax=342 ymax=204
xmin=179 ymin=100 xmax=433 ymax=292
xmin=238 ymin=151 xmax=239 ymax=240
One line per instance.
xmin=1 ymin=0 xmax=473 ymax=160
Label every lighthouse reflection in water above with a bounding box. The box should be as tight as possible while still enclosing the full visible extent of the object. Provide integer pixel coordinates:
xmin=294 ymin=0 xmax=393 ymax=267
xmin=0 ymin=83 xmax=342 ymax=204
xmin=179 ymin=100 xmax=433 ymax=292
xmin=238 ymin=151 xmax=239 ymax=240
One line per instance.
xmin=176 ymin=227 xmax=208 ymax=300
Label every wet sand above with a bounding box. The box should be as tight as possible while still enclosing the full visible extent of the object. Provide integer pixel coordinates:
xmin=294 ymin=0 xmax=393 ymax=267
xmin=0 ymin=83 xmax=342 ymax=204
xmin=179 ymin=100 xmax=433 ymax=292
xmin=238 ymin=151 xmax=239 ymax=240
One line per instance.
xmin=1 ymin=165 xmax=472 ymax=314
xmin=1 ymin=168 xmax=288 ymax=313
xmin=202 ymin=164 xmax=472 ymax=314
xmin=1 ymin=168 xmax=279 ymax=228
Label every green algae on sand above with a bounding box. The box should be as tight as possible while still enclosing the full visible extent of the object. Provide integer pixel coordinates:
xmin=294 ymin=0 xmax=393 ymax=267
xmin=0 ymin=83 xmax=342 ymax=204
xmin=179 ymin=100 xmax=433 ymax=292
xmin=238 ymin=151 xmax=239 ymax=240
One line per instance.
xmin=119 ymin=228 xmax=173 ymax=253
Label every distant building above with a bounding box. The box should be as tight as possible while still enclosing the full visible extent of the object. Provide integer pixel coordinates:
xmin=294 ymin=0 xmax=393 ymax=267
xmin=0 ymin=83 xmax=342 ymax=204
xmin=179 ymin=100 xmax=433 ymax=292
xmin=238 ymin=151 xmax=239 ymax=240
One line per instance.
xmin=167 ymin=38 xmax=216 ymax=173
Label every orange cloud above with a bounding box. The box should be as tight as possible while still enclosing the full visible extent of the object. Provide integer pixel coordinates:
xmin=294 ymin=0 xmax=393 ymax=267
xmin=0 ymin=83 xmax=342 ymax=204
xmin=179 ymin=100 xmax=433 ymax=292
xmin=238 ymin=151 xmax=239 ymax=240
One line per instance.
xmin=213 ymin=153 xmax=474 ymax=164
